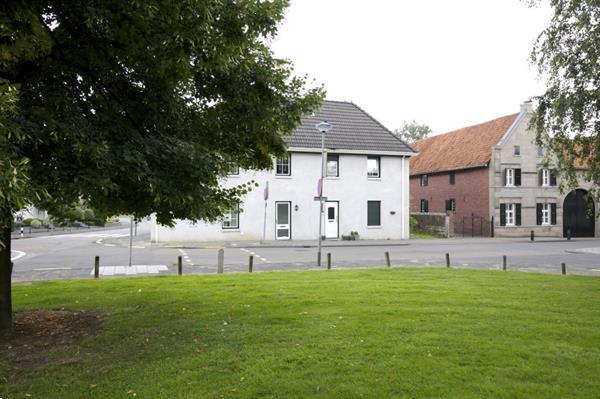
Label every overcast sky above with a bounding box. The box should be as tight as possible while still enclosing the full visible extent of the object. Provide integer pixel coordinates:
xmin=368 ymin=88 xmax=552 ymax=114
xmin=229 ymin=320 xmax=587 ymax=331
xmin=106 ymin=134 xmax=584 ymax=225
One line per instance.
xmin=271 ymin=0 xmax=552 ymax=135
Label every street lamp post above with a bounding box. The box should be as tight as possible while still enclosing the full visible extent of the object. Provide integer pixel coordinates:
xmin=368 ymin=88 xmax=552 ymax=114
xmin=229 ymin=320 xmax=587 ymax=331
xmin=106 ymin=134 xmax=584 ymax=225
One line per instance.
xmin=315 ymin=121 xmax=332 ymax=266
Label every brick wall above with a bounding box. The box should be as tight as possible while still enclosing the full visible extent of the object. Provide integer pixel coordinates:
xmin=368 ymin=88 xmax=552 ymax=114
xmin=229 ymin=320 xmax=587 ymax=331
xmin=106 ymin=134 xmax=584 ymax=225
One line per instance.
xmin=410 ymin=167 xmax=490 ymax=235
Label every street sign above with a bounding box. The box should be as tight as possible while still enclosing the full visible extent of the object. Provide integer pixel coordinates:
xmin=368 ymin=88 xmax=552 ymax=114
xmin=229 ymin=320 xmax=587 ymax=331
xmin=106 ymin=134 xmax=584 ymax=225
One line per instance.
xmin=314 ymin=196 xmax=327 ymax=201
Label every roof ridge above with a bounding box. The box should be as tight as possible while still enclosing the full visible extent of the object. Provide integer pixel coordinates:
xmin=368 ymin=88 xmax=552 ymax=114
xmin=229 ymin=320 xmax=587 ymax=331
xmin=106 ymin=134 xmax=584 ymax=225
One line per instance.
xmin=414 ymin=112 xmax=520 ymax=145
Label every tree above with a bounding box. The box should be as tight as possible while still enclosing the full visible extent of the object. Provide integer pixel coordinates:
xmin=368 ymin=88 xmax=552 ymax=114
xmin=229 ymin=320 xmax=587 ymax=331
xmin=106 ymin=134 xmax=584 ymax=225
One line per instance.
xmin=530 ymin=0 xmax=599 ymax=201
xmin=393 ymin=120 xmax=432 ymax=143
xmin=0 ymin=1 xmax=323 ymax=329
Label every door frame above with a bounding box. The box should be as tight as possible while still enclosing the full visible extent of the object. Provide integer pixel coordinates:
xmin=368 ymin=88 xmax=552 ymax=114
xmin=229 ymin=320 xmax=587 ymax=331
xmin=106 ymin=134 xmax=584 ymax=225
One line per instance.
xmin=324 ymin=200 xmax=340 ymax=239
xmin=275 ymin=201 xmax=292 ymax=240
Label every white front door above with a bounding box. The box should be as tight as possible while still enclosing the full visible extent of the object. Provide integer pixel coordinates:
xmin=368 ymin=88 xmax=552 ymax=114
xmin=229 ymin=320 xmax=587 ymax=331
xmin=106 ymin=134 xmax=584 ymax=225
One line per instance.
xmin=325 ymin=201 xmax=339 ymax=238
xmin=275 ymin=202 xmax=291 ymax=240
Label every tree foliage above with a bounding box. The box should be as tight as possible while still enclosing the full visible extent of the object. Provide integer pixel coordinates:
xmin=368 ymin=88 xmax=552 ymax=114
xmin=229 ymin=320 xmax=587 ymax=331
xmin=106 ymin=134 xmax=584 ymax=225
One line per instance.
xmin=393 ymin=120 xmax=432 ymax=143
xmin=530 ymin=0 xmax=599 ymax=200
xmin=0 ymin=0 xmax=323 ymax=328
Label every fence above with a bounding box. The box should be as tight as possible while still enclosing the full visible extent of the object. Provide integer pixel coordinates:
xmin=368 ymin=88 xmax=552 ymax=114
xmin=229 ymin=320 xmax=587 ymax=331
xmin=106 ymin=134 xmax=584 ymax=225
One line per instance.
xmin=456 ymin=214 xmax=493 ymax=237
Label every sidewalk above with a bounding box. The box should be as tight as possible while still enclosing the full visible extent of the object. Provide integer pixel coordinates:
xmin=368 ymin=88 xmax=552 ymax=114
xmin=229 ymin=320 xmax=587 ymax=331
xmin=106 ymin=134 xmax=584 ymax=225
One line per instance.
xmin=11 ymin=223 xmax=123 ymax=239
xmin=102 ymin=236 xmax=411 ymax=249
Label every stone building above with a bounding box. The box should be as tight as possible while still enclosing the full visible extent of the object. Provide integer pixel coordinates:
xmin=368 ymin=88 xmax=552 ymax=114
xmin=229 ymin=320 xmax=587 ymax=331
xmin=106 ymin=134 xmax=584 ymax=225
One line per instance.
xmin=410 ymin=102 xmax=598 ymax=238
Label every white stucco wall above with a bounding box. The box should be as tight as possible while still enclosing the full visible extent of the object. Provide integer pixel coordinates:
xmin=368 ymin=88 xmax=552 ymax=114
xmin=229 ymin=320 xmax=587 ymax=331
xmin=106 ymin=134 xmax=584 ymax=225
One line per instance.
xmin=152 ymin=151 xmax=411 ymax=242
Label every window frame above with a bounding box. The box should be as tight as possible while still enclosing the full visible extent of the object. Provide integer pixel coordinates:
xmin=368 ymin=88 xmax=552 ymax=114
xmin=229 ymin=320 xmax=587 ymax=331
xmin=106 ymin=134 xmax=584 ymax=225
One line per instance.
xmin=445 ymin=198 xmax=456 ymax=212
xmin=222 ymin=204 xmax=240 ymax=230
xmin=420 ymin=174 xmax=429 ymax=186
xmin=505 ymin=203 xmax=515 ymax=226
xmin=506 ymin=168 xmax=515 ymax=186
xmin=326 ymin=153 xmax=339 ymax=177
xmin=367 ymin=200 xmax=381 ymax=227
xmin=227 ymin=164 xmax=240 ymax=176
xmin=541 ymin=203 xmax=551 ymax=225
xmin=449 ymin=172 xmax=455 ymax=185
xmin=514 ymin=145 xmax=521 ymax=156
xmin=420 ymin=199 xmax=429 ymax=213
xmin=275 ymin=154 xmax=291 ymax=176
xmin=541 ymin=169 xmax=550 ymax=187
xmin=367 ymin=156 xmax=381 ymax=178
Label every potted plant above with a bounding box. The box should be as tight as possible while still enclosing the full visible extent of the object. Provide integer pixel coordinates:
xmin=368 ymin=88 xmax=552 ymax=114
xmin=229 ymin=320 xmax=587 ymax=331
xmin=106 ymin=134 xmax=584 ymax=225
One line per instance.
xmin=350 ymin=231 xmax=359 ymax=240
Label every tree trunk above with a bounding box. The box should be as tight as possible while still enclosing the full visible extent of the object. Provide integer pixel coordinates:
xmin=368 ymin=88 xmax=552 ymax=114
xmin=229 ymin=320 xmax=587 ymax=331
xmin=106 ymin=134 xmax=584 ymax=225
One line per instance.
xmin=0 ymin=207 xmax=13 ymax=330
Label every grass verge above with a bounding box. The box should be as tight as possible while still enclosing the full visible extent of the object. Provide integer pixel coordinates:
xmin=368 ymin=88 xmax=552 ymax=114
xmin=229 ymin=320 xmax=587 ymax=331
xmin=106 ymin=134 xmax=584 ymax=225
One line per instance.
xmin=1 ymin=268 xmax=599 ymax=398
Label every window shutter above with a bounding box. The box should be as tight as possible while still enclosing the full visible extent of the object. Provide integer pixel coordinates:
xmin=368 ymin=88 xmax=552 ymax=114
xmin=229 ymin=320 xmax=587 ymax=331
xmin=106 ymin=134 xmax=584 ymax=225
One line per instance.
xmin=551 ymin=203 xmax=557 ymax=225
xmin=503 ymin=169 xmax=507 ymax=186
xmin=538 ymin=170 xmax=543 ymax=186
xmin=536 ymin=203 xmax=542 ymax=225
xmin=516 ymin=203 xmax=522 ymax=226
xmin=500 ymin=204 xmax=506 ymax=226
xmin=550 ymin=173 xmax=557 ymax=186
xmin=425 ymin=200 xmax=429 ymax=213
xmin=515 ymin=169 xmax=522 ymax=186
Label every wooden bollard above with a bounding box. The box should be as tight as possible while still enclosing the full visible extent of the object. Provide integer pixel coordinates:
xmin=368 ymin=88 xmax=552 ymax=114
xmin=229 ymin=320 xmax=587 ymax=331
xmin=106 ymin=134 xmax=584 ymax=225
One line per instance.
xmin=385 ymin=251 xmax=391 ymax=268
xmin=327 ymin=253 xmax=331 ymax=270
xmin=249 ymin=255 xmax=253 ymax=273
xmin=217 ymin=249 xmax=224 ymax=274
xmin=445 ymin=253 xmax=450 ymax=268
xmin=178 ymin=255 xmax=182 ymax=275
xmin=530 ymin=230 xmax=535 ymax=241
xmin=94 ymin=256 xmax=100 ymax=279
xmin=566 ymin=229 xmax=571 ymax=241
xmin=561 ymin=262 xmax=566 ymax=275
xmin=502 ymin=255 xmax=507 ymax=271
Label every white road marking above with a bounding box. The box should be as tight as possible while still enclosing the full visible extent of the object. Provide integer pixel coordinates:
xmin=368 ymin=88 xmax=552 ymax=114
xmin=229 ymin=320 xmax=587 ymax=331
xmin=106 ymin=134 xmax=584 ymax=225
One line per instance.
xmin=178 ymin=249 xmax=194 ymax=265
xmin=591 ymin=269 xmax=600 ymax=272
xmin=33 ymin=267 xmax=72 ymax=271
xmin=10 ymin=250 xmax=26 ymax=261
xmin=240 ymin=248 xmax=270 ymax=264
xmin=90 ymin=265 xmax=168 ymax=276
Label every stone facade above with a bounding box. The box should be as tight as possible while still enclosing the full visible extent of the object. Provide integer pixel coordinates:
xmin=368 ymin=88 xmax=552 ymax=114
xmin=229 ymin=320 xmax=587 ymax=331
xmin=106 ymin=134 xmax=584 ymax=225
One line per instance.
xmin=490 ymin=103 xmax=599 ymax=237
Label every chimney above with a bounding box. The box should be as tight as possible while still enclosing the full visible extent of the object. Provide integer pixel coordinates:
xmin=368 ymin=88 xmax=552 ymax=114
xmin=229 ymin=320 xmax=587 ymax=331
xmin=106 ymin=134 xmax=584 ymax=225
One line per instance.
xmin=520 ymin=100 xmax=533 ymax=114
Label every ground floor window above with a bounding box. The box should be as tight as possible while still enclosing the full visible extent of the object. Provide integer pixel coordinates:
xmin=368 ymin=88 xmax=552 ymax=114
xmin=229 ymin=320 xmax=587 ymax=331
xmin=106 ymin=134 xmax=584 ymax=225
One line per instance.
xmin=367 ymin=201 xmax=381 ymax=226
xmin=537 ymin=203 xmax=557 ymax=226
xmin=222 ymin=204 xmax=240 ymax=229
xmin=445 ymin=198 xmax=456 ymax=212
xmin=500 ymin=203 xmax=521 ymax=226
xmin=420 ymin=199 xmax=429 ymax=213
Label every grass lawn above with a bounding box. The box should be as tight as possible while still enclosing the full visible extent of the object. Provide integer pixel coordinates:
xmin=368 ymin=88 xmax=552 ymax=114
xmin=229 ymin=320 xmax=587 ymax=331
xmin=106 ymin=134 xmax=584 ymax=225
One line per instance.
xmin=1 ymin=268 xmax=600 ymax=398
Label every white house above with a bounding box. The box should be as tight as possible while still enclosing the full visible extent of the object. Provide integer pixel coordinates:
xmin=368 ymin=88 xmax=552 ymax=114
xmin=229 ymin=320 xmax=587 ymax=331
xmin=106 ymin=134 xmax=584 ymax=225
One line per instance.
xmin=152 ymin=100 xmax=415 ymax=242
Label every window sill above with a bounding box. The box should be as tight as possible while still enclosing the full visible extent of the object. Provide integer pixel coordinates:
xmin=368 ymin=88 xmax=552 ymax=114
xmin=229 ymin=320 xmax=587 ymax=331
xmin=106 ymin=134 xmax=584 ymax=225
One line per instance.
xmin=367 ymin=225 xmax=382 ymax=229
xmin=367 ymin=177 xmax=382 ymax=180
xmin=221 ymin=229 xmax=240 ymax=232
xmin=275 ymin=175 xmax=292 ymax=179
xmin=326 ymin=176 xmax=340 ymax=180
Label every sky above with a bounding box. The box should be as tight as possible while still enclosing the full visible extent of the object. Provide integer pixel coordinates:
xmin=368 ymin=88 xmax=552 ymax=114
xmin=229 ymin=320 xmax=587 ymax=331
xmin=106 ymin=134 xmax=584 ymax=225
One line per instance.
xmin=271 ymin=0 xmax=553 ymax=135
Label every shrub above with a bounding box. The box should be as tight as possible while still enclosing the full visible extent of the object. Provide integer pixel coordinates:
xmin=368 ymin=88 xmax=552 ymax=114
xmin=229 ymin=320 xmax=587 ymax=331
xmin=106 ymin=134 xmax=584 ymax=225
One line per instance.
xmin=22 ymin=218 xmax=34 ymax=226
xmin=30 ymin=219 xmax=42 ymax=228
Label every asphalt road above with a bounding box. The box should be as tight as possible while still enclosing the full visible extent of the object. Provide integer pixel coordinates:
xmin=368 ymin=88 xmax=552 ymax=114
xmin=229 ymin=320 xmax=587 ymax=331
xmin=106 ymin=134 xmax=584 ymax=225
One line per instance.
xmin=10 ymin=221 xmax=600 ymax=281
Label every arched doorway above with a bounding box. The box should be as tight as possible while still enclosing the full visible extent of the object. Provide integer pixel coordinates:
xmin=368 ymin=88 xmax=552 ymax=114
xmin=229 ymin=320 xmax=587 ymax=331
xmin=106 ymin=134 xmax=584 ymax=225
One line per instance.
xmin=563 ymin=189 xmax=595 ymax=237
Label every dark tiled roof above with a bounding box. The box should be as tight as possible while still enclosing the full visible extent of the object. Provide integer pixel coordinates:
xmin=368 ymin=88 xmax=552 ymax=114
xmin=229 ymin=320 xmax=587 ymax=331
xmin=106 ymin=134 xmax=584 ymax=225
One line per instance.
xmin=286 ymin=100 xmax=414 ymax=154
xmin=410 ymin=113 xmax=519 ymax=175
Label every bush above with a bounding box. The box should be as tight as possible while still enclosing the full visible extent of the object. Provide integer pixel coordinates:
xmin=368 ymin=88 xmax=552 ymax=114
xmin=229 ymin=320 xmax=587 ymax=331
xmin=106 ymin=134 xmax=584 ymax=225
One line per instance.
xmin=30 ymin=219 xmax=42 ymax=228
xmin=22 ymin=218 xmax=34 ymax=226
xmin=410 ymin=216 xmax=418 ymax=231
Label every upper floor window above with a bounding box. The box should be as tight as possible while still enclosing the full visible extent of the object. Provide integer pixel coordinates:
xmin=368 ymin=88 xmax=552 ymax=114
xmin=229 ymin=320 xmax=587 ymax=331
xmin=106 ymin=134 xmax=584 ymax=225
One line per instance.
xmin=504 ymin=168 xmax=521 ymax=187
xmin=514 ymin=145 xmax=521 ymax=156
xmin=367 ymin=156 xmax=380 ymax=178
xmin=276 ymin=154 xmax=291 ymax=176
xmin=222 ymin=204 xmax=240 ymax=229
xmin=500 ymin=203 xmax=521 ymax=226
xmin=420 ymin=174 xmax=429 ymax=186
xmin=228 ymin=164 xmax=239 ymax=176
xmin=539 ymin=169 xmax=556 ymax=187
xmin=449 ymin=171 xmax=455 ymax=185
xmin=420 ymin=199 xmax=429 ymax=213
xmin=326 ymin=154 xmax=339 ymax=177
xmin=445 ymin=198 xmax=456 ymax=212
xmin=537 ymin=146 xmax=544 ymax=157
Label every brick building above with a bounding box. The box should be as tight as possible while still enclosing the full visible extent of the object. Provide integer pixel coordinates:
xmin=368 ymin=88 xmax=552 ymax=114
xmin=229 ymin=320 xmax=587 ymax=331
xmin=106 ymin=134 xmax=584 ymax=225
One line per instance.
xmin=410 ymin=102 xmax=599 ymax=238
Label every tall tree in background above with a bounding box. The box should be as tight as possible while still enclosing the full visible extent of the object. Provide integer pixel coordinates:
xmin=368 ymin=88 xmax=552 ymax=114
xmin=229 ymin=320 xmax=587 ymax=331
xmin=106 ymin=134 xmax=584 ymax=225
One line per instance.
xmin=394 ymin=120 xmax=432 ymax=143
xmin=530 ymin=0 xmax=599 ymax=199
xmin=0 ymin=0 xmax=323 ymax=329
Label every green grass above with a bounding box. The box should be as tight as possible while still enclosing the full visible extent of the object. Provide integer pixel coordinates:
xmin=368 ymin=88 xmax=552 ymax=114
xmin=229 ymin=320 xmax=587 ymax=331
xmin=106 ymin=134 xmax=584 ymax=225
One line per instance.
xmin=2 ymin=268 xmax=600 ymax=398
